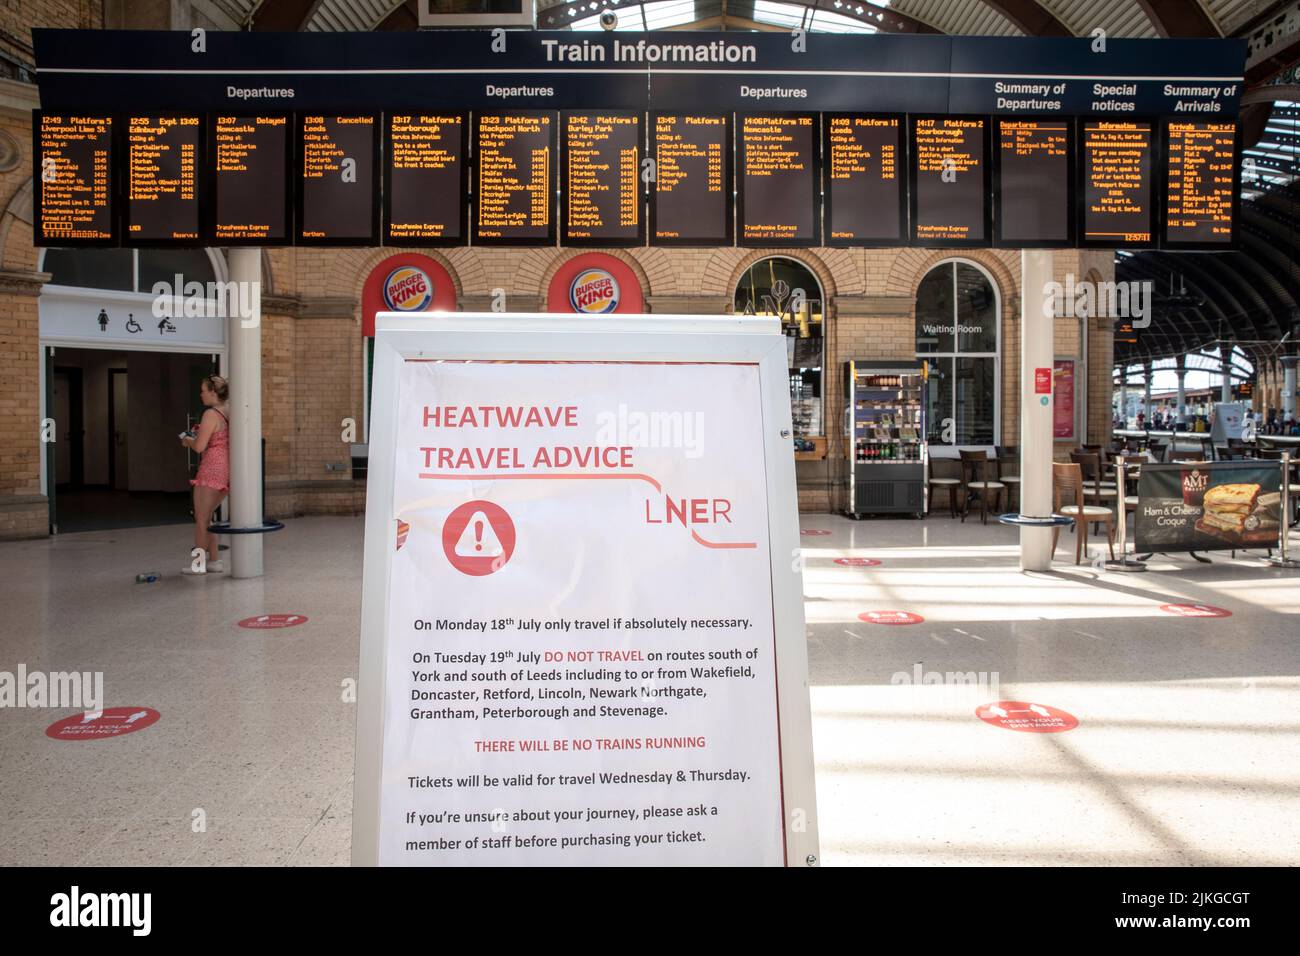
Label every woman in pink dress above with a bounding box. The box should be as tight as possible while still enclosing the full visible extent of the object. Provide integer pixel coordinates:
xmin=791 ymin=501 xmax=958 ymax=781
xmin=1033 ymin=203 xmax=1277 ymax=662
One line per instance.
xmin=181 ymin=375 xmax=230 ymax=574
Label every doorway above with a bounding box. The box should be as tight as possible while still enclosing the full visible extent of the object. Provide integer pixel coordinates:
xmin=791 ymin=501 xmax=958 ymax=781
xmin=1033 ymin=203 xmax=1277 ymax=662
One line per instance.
xmin=45 ymin=347 xmax=220 ymax=533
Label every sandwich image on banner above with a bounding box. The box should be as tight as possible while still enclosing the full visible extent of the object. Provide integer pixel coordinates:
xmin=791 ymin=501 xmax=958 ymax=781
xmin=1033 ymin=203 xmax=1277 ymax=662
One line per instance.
xmin=1195 ymin=483 xmax=1276 ymax=544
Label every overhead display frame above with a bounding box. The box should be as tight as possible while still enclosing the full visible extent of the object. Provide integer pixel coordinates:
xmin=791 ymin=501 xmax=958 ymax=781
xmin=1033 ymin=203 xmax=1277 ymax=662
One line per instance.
xmin=1160 ymin=118 xmax=1242 ymax=250
xmin=473 ymin=110 xmax=558 ymax=247
xmin=737 ymin=112 xmax=821 ymax=248
xmin=383 ymin=112 xmax=470 ymax=247
xmin=353 ymin=312 xmax=819 ymax=867
xmin=822 ymin=113 xmax=908 ymax=248
xmin=561 ymin=110 xmax=646 ymax=248
xmin=209 ymin=112 xmax=294 ymax=246
xmin=122 ymin=112 xmax=204 ymax=247
xmin=1078 ymin=117 xmax=1158 ymax=250
xmin=33 ymin=111 xmax=116 ymax=247
xmin=992 ymin=116 xmax=1075 ymax=249
xmin=908 ymin=114 xmax=992 ymax=248
xmin=649 ymin=111 xmax=734 ymax=247
xmin=295 ymin=112 xmax=381 ymax=246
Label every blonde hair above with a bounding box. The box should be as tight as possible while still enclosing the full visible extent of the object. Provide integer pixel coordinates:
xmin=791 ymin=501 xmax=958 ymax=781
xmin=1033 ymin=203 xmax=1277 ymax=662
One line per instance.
xmin=203 ymin=375 xmax=229 ymax=402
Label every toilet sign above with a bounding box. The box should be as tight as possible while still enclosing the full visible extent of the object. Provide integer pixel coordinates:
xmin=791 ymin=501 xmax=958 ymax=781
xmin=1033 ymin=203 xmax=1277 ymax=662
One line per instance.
xmin=353 ymin=313 xmax=818 ymax=867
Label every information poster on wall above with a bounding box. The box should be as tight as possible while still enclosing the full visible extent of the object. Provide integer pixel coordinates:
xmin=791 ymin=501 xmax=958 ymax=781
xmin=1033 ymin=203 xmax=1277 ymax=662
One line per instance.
xmin=355 ymin=316 xmax=816 ymax=867
xmin=1053 ymin=358 xmax=1075 ymax=440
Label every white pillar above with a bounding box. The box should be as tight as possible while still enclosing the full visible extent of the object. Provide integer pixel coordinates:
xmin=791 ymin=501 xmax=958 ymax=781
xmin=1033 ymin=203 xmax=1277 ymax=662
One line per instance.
xmin=1221 ymin=350 xmax=1233 ymax=404
xmin=227 ymin=248 xmax=263 ymax=579
xmin=1283 ymin=356 xmax=1298 ymax=422
xmin=1143 ymin=362 xmax=1153 ymax=421
xmin=1119 ymin=367 xmax=1128 ymax=427
xmin=1020 ymin=250 xmax=1054 ymax=571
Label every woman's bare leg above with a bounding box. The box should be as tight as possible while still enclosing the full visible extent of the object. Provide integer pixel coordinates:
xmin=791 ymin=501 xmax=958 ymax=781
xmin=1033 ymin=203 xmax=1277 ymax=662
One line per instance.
xmin=193 ymin=486 xmax=223 ymax=564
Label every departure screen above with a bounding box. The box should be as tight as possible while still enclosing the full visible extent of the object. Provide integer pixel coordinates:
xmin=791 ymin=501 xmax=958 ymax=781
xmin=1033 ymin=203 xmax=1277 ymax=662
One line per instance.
xmin=563 ymin=112 xmax=642 ymax=246
xmin=1081 ymin=121 xmax=1153 ymax=247
xmin=1164 ymin=120 xmax=1236 ymax=246
xmin=125 ymin=114 xmax=201 ymax=243
xmin=213 ymin=114 xmax=290 ymax=244
xmin=474 ymin=111 xmax=556 ymax=245
xmin=996 ymin=119 xmax=1070 ymax=245
xmin=298 ymin=114 xmax=378 ymax=244
xmin=912 ymin=116 xmax=988 ymax=244
xmin=650 ymin=113 xmax=732 ymax=246
xmin=824 ymin=114 xmax=904 ymax=245
xmin=385 ymin=113 xmax=467 ymax=245
xmin=35 ymin=114 xmax=114 ymax=244
xmin=738 ymin=113 xmax=819 ymax=245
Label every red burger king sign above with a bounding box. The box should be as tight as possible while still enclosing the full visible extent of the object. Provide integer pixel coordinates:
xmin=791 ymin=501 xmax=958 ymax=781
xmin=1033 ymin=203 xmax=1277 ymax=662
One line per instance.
xmin=546 ymin=253 xmax=643 ymax=315
xmin=570 ymin=269 xmax=620 ymax=314
xmin=362 ymin=253 xmax=456 ymax=337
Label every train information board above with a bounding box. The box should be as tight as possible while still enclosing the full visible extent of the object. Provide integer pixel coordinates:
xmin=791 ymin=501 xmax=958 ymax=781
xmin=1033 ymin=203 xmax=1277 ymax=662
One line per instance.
xmin=1163 ymin=120 xmax=1237 ymax=248
xmin=650 ymin=113 xmax=733 ymax=246
xmin=910 ymin=116 xmax=989 ymax=246
xmin=823 ymin=114 xmax=905 ymax=246
xmin=1081 ymin=120 xmax=1154 ymax=248
xmin=34 ymin=113 xmax=114 ymax=245
xmin=297 ymin=114 xmax=379 ymax=245
xmin=562 ymin=111 xmax=643 ymax=247
xmin=738 ymin=113 xmax=819 ymax=246
xmin=994 ymin=118 xmax=1072 ymax=247
xmin=474 ymin=112 xmax=556 ymax=246
xmin=124 ymin=114 xmax=202 ymax=245
xmin=384 ymin=113 xmax=467 ymax=246
xmin=212 ymin=114 xmax=291 ymax=244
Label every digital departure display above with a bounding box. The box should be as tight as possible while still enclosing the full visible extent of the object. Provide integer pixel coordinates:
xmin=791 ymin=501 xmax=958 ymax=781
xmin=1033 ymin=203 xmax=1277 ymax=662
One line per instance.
xmin=823 ymin=114 xmax=904 ymax=246
xmin=473 ymin=112 xmax=556 ymax=246
xmin=212 ymin=114 xmax=291 ymax=244
xmin=911 ymin=116 xmax=989 ymax=245
xmin=384 ymin=113 xmax=467 ymax=246
xmin=34 ymin=113 xmax=114 ymax=245
xmin=738 ymin=113 xmax=819 ymax=246
xmin=297 ymin=114 xmax=379 ymax=245
xmin=650 ymin=113 xmax=732 ymax=246
xmin=1164 ymin=120 xmax=1237 ymax=247
xmin=562 ymin=112 xmax=643 ymax=247
xmin=1081 ymin=121 xmax=1153 ymax=247
xmin=995 ymin=119 xmax=1071 ymax=246
xmin=124 ymin=114 xmax=201 ymax=244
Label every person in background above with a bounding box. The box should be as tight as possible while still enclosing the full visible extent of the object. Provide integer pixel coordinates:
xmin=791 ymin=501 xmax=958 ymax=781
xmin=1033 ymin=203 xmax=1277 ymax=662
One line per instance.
xmin=181 ymin=375 xmax=230 ymax=574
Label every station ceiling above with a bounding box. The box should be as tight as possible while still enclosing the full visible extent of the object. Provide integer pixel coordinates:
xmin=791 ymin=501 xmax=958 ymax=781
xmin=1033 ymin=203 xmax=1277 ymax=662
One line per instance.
xmin=207 ymin=0 xmax=1300 ymax=371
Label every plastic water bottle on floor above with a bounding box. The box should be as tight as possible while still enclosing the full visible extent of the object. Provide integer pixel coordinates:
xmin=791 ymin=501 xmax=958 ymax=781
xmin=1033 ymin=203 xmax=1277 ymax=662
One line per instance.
xmin=135 ymin=572 xmax=159 ymax=583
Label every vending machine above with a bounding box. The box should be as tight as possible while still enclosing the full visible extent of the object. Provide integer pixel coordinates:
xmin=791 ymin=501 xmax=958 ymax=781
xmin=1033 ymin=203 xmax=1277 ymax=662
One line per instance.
xmin=843 ymin=359 xmax=927 ymax=517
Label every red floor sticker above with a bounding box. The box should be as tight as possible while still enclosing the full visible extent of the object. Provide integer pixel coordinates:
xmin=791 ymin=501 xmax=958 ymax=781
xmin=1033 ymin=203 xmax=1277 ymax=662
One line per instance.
xmin=801 ymin=529 xmax=831 ymax=537
xmin=858 ymin=610 xmax=924 ymax=625
xmin=239 ymin=614 xmax=308 ymax=629
xmin=46 ymin=706 xmax=160 ymax=741
xmin=977 ymin=701 xmax=1078 ymax=733
xmin=835 ymin=557 xmax=882 ymax=567
xmin=443 ymin=500 xmax=516 ymax=576
xmin=1159 ymin=603 xmax=1232 ymax=618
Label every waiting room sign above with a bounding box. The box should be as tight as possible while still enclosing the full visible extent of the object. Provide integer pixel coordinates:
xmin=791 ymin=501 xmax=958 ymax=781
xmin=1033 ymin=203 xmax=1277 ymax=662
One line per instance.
xmin=353 ymin=313 xmax=818 ymax=866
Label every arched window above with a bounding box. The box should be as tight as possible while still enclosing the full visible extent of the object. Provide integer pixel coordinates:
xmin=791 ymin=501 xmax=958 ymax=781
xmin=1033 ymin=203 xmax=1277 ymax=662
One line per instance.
xmin=42 ymin=247 xmax=220 ymax=291
xmin=915 ymin=260 xmax=1000 ymax=446
xmin=734 ymin=256 xmax=826 ymax=438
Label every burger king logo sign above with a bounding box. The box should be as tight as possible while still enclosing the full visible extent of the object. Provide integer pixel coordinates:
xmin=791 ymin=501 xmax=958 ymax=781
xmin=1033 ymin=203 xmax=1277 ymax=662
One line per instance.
xmin=383 ymin=267 xmax=434 ymax=312
xmin=569 ymin=269 xmax=620 ymax=314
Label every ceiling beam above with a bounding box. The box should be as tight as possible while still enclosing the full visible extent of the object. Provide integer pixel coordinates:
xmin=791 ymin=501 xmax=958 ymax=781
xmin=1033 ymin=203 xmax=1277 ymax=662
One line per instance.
xmin=376 ymin=0 xmax=420 ymax=31
xmin=1136 ymin=0 xmax=1220 ymax=37
xmin=978 ymin=0 xmax=1072 ymax=36
xmin=536 ymin=0 xmax=940 ymax=33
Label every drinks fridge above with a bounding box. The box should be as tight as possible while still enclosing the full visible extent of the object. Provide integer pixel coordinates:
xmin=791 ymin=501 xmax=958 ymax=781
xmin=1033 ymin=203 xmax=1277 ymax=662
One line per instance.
xmin=843 ymin=360 xmax=927 ymax=517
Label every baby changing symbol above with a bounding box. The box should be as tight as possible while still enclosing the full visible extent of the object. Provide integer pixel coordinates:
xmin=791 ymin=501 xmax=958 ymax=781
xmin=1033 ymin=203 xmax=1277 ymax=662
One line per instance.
xmin=442 ymin=500 xmax=516 ymax=576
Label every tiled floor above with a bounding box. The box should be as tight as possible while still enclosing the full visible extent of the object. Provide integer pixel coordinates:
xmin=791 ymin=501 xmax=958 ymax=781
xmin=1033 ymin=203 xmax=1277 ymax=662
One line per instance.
xmin=1 ymin=513 xmax=1297 ymax=866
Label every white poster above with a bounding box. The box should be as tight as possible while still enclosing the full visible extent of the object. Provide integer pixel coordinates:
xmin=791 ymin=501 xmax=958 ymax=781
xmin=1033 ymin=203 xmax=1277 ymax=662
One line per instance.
xmin=376 ymin=358 xmax=785 ymax=865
